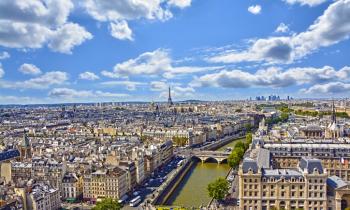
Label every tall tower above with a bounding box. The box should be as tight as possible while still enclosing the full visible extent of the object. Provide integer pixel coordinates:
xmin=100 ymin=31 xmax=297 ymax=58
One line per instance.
xmin=19 ymin=129 xmax=32 ymax=161
xmin=168 ymin=86 xmax=173 ymax=106
xmin=331 ymin=100 xmax=337 ymax=123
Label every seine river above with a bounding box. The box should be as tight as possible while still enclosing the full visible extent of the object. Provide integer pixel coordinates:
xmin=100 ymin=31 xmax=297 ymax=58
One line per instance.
xmin=165 ymin=138 xmax=244 ymax=207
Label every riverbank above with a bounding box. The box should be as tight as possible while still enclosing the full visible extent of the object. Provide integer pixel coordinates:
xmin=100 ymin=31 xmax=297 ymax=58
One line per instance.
xmin=156 ymin=136 xmax=245 ymax=208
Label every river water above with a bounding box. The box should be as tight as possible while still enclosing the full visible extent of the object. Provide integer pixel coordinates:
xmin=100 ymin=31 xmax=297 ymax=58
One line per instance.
xmin=165 ymin=138 xmax=244 ymax=207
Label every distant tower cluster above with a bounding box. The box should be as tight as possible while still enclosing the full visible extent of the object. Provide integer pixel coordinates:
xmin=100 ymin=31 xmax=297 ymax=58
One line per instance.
xmin=168 ymin=86 xmax=173 ymax=107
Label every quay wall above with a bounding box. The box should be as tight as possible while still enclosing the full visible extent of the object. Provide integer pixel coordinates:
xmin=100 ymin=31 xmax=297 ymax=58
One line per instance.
xmin=153 ymin=159 xmax=195 ymax=205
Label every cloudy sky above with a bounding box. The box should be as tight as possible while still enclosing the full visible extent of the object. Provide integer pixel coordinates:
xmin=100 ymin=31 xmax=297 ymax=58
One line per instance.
xmin=0 ymin=0 xmax=350 ymax=104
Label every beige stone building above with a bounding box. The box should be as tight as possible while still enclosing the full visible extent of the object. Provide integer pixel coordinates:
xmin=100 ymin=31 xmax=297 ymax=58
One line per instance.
xmin=83 ymin=167 xmax=128 ymax=202
xmin=239 ymin=156 xmax=328 ymax=210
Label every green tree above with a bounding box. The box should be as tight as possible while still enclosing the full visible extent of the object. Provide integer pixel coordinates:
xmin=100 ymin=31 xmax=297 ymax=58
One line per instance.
xmin=92 ymin=198 xmax=122 ymax=210
xmin=228 ymin=150 xmax=241 ymax=168
xmin=244 ymin=123 xmax=252 ymax=132
xmin=234 ymin=141 xmax=245 ymax=150
xmin=172 ymin=136 xmax=188 ymax=146
xmin=245 ymin=133 xmax=252 ymax=149
xmin=207 ymin=177 xmax=229 ymax=201
xmin=234 ymin=143 xmax=245 ymax=158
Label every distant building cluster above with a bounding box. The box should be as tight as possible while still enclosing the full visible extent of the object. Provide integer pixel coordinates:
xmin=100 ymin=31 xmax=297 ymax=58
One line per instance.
xmin=0 ymin=96 xmax=259 ymax=209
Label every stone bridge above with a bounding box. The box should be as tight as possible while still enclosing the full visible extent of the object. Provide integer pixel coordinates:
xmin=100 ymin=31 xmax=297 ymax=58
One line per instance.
xmin=191 ymin=150 xmax=231 ymax=164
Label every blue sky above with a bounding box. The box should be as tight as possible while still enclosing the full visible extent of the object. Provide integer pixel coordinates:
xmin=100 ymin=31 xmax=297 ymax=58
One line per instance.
xmin=0 ymin=0 xmax=350 ymax=104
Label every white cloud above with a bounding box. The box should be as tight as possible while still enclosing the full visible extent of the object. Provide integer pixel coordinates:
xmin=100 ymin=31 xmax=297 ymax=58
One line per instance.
xmin=150 ymin=81 xmax=169 ymax=91
xmin=19 ymin=63 xmax=42 ymax=75
xmin=0 ymin=71 xmax=68 ymax=89
xmin=48 ymin=23 xmax=93 ymax=54
xmin=79 ymin=71 xmax=99 ymax=80
xmin=100 ymin=80 xmax=145 ymax=91
xmin=110 ymin=20 xmax=133 ymax=41
xmin=150 ymin=81 xmax=195 ymax=99
xmin=82 ymin=0 xmax=172 ymax=22
xmin=275 ymin=23 xmax=290 ymax=33
xmin=209 ymin=0 xmax=350 ymax=64
xmin=301 ymin=82 xmax=350 ymax=94
xmin=208 ymin=37 xmax=293 ymax=63
xmin=159 ymin=85 xmax=195 ymax=99
xmin=0 ymin=0 xmax=91 ymax=53
xmin=102 ymin=49 xmax=222 ymax=78
xmin=0 ymin=63 xmax=4 ymax=78
xmin=81 ymin=0 xmax=194 ymax=40
xmin=49 ymin=88 xmax=129 ymax=98
xmin=0 ymin=51 xmax=10 ymax=60
xmin=283 ymin=0 xmax=328 ymax=7
xmin=167 ymin=0 xmax=192 ymax=8
xmin=192 ymin=66 xmax=350 ymax=89
xmin=248 ymin=5 xmax=262 ymax=15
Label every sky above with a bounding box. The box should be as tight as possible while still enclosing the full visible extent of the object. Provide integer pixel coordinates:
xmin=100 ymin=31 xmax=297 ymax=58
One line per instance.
xmin=0 ymin=0 xmax=350 ymax=104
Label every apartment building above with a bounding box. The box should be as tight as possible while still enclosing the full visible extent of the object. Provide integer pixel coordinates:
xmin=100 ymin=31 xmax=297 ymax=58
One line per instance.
xmin=83 ymin=167 xmax=128 ymax=202
xmin=239 ymin=155 xmax=328 ymax=210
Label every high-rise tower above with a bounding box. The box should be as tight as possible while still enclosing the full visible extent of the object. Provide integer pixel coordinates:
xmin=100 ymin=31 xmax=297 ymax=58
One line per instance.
xmin=168 ymin=86 xmax=173 ymax=106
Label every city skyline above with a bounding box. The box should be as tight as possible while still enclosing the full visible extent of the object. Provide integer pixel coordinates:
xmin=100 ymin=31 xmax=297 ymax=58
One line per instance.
xmin=0 ymin=0 xmax=350 ymax=104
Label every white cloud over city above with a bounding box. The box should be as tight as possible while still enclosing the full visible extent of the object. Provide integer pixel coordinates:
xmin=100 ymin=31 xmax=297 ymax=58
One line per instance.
xmin=208 ymin=0 xmax=350 ymax=64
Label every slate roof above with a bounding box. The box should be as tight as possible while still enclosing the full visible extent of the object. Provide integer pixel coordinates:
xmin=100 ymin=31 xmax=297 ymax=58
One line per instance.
xmin=299 ymin=156 xmax=324 ymax=174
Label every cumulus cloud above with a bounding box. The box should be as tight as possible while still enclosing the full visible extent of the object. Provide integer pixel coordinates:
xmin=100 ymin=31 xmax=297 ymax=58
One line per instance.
xmin=0 ymin=63 xmax=4 ymax=78
xmin=48 ymin=23 xmax=93 ymax=54
xmin=49 ymin=88 xmax=129 ymax=98
xmin=191 ymin=66 xmax=350 ymax=89
xmin=0 ymin=71 xmax=68 ymax=89
xmin=208 ymin=37 xmax=293 ymax=63
xmin=167 ymin=0 xmax=192 ymax=8
xmin=209 ymin=0 xmax=350 ymax=64
xmin=150 ymin=81 xmax=169 ymax=91
xmin=100 ymin=80 xmax=145 ymax=91
xmin=81 ymin=0 xmax=192 ymax=40
xmin=109 ymin=20 xmax=133 ymax=41
xmin=150 ymin=81 xmax=195 ymax=99
xmin=19 ymin=63 xmax=42 ymax=75
xmin=275 ymin=23 xmax=290 ymax=33
xmin=248 ymin=5 xmax=262 ymax=15
xmin=102 ymin=49 xmax=222 ymax=78
xmin=301 ymin=82 xmax=350 ymax=94
xmin=0 ymin=0 xmax=92 ymax=53
xmin=0 ymin=51 xmax=10 ymax=60
xmin=79 ymin=71 xmax=99 ymax=80
xmin=283 ymin=0 xmax=328 ymax=7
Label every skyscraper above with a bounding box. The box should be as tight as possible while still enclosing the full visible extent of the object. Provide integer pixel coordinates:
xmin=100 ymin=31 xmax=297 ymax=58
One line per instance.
xmin=168 ymin=86 xmax=173 ymax=106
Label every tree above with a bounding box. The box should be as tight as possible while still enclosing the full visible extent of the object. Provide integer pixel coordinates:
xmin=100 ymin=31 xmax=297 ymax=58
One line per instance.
xmin=228 ymin=150 xmax=241 ymax=169
xmin=92 ymin=198 xmax=122 ymax=210
xmin=234 ymin=143 xmax=245 ymax=158
xmin=172 ymin=136 xmax=188 ymax=147
xmin=245 ymin=133 xmax=252 ymax=149
xmin=244 ymin=123 xmax=252 ymax=132
xmin=207 ymin=177 xmax=229 ymax=201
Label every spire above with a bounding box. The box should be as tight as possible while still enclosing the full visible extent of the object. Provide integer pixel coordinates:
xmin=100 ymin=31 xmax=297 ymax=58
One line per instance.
xmin=332 ymin=99 xmax=336 ymax=124
xmin=168 ymin=86 xmax=173 ymax=106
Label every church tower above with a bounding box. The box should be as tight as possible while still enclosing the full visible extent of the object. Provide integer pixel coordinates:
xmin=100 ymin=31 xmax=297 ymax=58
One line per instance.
xmin=331 ymin=100 xmax=337 ymax=124
xmin=19 ymin=129 xmax=32 ymax=161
